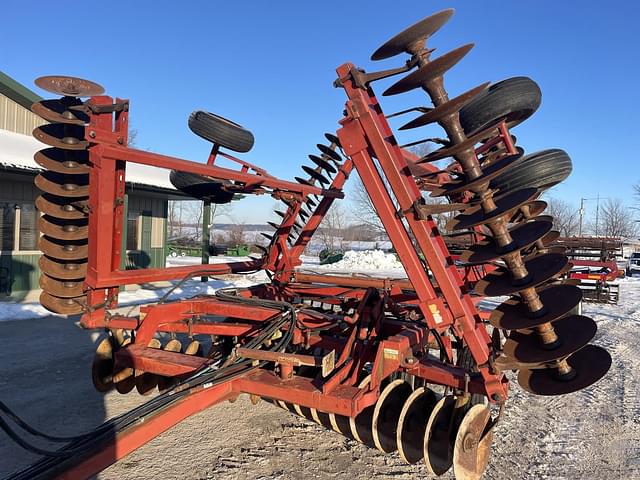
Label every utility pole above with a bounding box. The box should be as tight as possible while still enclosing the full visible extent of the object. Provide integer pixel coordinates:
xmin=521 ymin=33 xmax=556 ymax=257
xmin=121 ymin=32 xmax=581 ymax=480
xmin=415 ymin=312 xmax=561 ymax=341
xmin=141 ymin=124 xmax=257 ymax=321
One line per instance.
xmin=579 ymin=195 xmax=608 ymax=237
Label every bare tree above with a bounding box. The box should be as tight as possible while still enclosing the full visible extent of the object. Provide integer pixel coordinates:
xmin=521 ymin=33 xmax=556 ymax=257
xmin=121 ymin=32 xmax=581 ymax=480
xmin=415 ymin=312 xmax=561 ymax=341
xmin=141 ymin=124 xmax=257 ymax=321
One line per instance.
xmin=545 ymin=197 xmax=579 ymax=236
xmin=589 ymin=198 xmax=639 ymax=237
xmin=226 ymin=223 xmax=246 ymax=246
xmin=319 ymin=203 xmax=346 ymax=252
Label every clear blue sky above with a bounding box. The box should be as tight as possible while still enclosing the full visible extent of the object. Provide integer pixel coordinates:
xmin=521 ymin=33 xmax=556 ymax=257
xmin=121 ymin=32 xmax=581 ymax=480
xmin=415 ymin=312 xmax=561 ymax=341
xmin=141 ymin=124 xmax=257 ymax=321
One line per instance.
xmin=4 ymin=1 xmax=639 ymax=223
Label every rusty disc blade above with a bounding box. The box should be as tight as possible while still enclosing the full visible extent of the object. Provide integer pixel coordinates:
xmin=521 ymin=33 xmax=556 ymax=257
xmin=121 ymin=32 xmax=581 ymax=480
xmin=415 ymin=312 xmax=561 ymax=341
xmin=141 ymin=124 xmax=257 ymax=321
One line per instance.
xmin=33 ymin=124 xmax=88 ymax=150
xmin=400 ymin=83 xmax=489 ymax=130
xmin=517 ymin=345 xmax=611 ymax=396
xmin=40 ymin=291 xmax=85 ymax=315
xmin=530 ymin=214 xmax=553 ymax=224
xmin=424 ymin=396 xmax=457 ymax=476
xmin=38 ymin=215 xmax=88 ymax=241
xmin=509 ymin=200 xmax=547 ymax=223
xmin=324 ymin=132 xmax=341 ymax=148
xmin=418 ymin=121 xmax=501 ymax=163
xmin=306 ymin=197 xmax=317 ymax=207
xmin=397 ymin=387 xmax=438 ymax=464
xmin=302 ymin=165 xmax=330 ymax=185
xmin=371 ymin=9 xmax=454 ymax=60
xmin=36 ymin=193 xmax=88 ymax=220
xmin=294 ymin=176 xmax=313 ymax=186
xmin=31 ymin=98 xmax=88 ymax=125
xmin=453 ymin=404 xmax=494 ymax=480
xmin=35 ymin=171 xmax=89 ymax=197
xmin=158 ymin=339 xmax=183 ymax=392
xmin=384 ymin=44 xmax=474 ymax=96
xmin=475 ymin=252 xmax=569 ymax=297
xmin=35 ymin=75 xmax=105 ymax=97
xmin=135 ymin=338 xmax=162 ymax=395
xmin=34 ymin=148 xmax=90 ymax=175
xmin=39 ymin=236 xmax=88 ymax=260
xmin=459 ymin=219 xmax=553 ymax=265
xmin=310 ymin=408 xmax=334 ymax=430
xmin=39 ymin=273 xmax=84 ymax=298
xmin=292 ymin=403 xmax=316 ymax=422
xmin=447 ymin=188 xmax=538 ymax=231
xmin=329 ymin=413 xmax=354 ymax=438
xmin=184 ymin=340 xmax=202 ymax=356
xmin=349 ymin=375 xmax=377 ymax=446
xmin=92 ymin=337 xmax=115 ymax=392
xmin=113 ymin=337 xmax=135 ymax=394
xmin=432 ymin=152 xmax=524 ymax=197
xmin=500 ymin=315 xmax=597 ymax=367
xmin=39 ymin=256 xmax=87 ymax=280
xmin=372 ymin=380 xmax=413 ymax=453
xmin=308 ymin=154 xmax=337 ymax=174
xmin=317 ymin=144 xmax=342 ymax=163
xmin=490 ymin=283 xmax=582 ymax=330
xmin=542 ymin=230 xmax=560 ymax=246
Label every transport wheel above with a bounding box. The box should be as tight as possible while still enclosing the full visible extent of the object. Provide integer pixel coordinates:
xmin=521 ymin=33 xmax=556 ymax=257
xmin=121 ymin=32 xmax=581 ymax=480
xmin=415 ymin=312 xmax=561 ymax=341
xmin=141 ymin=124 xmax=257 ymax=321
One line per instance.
xmin=489 ymin=149 xmax=572 ymax=195
xmin=188 ymin=110 xmax=254 ymax=153
xmin=456 ymin=347 xmax=486 ymax=406
xmin=459 ymin=76 xmax=541 ymax=136
xmin=169 ymin=171 xmax=235 ymax=204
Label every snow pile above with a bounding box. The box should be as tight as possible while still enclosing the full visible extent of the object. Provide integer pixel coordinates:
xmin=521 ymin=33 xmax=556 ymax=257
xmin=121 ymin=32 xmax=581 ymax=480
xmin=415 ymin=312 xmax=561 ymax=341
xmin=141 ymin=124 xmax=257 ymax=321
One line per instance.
xmin=319 ymin=250 xmax=404 ymax=271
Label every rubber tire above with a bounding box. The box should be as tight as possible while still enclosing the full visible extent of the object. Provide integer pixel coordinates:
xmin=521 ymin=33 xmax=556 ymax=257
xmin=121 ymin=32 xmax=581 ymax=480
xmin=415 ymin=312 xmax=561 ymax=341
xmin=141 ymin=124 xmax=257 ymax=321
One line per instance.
xmin=169 ymin=171 xmax=235 ymax=204
xmin=188 ymin=110 xmax=255 ymax=153
xmin=489 ymin=148 xmax=572 ymax=194
xmin=459 ymin=77 xmax=542 ymax=136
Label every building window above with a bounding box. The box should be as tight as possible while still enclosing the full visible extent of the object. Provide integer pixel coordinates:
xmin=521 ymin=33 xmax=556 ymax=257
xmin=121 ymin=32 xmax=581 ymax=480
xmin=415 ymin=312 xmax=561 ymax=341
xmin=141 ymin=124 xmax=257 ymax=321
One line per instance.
xmin=0 ymin=203 xmax=15 ymax=251
xmin=127 ymin=210 xmax=140 ymax=250
xmin=18 ymin=203 xmax=38 ymax=251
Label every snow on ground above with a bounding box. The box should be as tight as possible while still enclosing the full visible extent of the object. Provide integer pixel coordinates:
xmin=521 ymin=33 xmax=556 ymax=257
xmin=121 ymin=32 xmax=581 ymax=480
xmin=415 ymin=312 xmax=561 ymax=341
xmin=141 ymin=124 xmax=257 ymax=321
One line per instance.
xmin=311 ymin=249 xmax=406 ymax=277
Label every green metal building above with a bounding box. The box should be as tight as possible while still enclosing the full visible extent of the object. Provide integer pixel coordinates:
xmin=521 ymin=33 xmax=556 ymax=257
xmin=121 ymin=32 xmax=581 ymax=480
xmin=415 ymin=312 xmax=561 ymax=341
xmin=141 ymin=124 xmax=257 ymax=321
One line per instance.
xmin=0 ymin=71 xmax=179 ymax=300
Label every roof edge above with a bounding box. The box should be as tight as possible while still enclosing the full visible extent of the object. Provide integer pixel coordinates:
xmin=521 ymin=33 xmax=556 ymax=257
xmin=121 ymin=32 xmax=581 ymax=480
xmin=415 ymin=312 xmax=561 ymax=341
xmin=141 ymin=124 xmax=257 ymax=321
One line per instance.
xmin=0 ymin=71 xmax=42 ymax=110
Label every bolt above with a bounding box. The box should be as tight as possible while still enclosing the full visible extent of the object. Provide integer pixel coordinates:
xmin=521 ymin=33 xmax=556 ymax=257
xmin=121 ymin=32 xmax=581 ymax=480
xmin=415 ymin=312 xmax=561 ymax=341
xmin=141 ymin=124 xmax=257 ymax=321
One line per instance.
xmin=89 ymin=131 xmax=96 ymax=138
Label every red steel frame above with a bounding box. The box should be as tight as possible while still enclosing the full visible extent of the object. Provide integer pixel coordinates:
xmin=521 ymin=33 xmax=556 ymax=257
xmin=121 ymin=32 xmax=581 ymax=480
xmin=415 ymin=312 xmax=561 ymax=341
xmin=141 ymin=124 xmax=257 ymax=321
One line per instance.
xmin=56 ymin=62 xmax=524 ymax=477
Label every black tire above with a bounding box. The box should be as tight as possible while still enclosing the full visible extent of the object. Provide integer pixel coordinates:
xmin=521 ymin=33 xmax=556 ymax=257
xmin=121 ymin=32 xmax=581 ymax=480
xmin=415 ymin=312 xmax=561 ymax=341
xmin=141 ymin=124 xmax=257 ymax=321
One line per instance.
xmin=188 ymin=111 xmax=255 ymax=153
xmin=459 ymin=77 xmax=542 ymax=136
xmin=169 ymin=171 xmax=235 ymax=204
xmin=489 ymin=148 xmax=572 ymax=194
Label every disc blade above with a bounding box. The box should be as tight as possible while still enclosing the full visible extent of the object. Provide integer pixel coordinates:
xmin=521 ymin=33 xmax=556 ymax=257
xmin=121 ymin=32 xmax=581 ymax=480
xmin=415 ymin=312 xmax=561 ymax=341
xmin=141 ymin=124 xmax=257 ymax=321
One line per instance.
xmin=517 ymin=345 xmax=612 ymax=396
xmin=400 ymin=83 xmax=489 ymax=130
xmin=459 ymin=219 xmax=552 ymax=265
xmin=294 ymin=176 xmax=313 ymax=186
xmin=384 ymin=44 xmax=474 ymax=96
xmin=302 ymin=165 xmax=330 ymax=185
xmin=397 ymin=387 xmax=438 ymax=464
xmin=489 ymin=283 xmax=582 ymax=330
xmin=35 ymin=171 xmax=89 ymax=197
xmin=31 ymin=98 xmax=88 ymax=125
xmin=432 ymin=151 xmax=524 ymax=197
xmin=424 ymin=396 xmax=457 ymax=476
xmin=329 ymin=413 xmax=354 ymax=438
xmin=324 ymin=132 xmax=342 ymax=148
xmin=92 ymin=337 xmax=115 ymax=392
xmin=418 ymin=120 xmax=501 ymax=163
xmin=33 ymin=124 xmax=88 ymax=150
xmin=499 ymin=314 xmax=597 ymax=367
xmin=40 ymin=291 xmax=85 ymax=315
xmin=317 ymin=144 xmax=342 ymax=163
xmin=135 ymin=338 xmax=162 ymax=395
xmin=372 ymin=380 xmax=413 ymax=453
xmin=447 ymin=188 xmax=538 ymax=231
xmin=542 ymin=230 xmax=560 ymax=246
xmin=34 ymin=148 xmax=90 ymax=174
xmin=475 ymin=252 xmax=569 ymax=297
xmin=509 ymin=200 xmax=547 ymax=223
xmin=453 ymin=404 xmax=494 ymax=480
xmin=39 ymin=236 xmax=88 ymax=261
xmin=36 ymin=194 xmax=88 ymax=220
xmin=39 ymin=256 xmax=87 ymax=280
xmin=35 ymin=75 xmax=105 ymax=97
xmin=39 ymin=273 xmax=84 ymax=298
xmin=308 ymin=154 xmax=337 ymax=173
xmin=371 ymin=9 xmax=454 ymax=60
xmin=38 ymin=215 xmax=88 ymax=241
